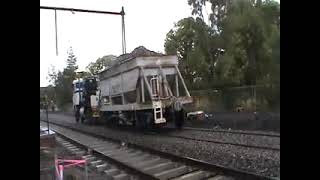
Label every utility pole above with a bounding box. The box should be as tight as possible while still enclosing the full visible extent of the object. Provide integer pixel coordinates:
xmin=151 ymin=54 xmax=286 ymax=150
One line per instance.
xmin=45 ymin=94 xmax=50 ymax=133
xmin=40 ymin=6 xmax=127 ymax=55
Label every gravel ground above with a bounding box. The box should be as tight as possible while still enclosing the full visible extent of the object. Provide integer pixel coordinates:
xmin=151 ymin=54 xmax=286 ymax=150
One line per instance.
xmin=47 ymin=111 xmax=280 ymax=135
xmin=184 ymin=112 xmax=280 ymax=132
xmin=167 ymin=129 xmax=280 ymax=149
xmin=184 ymin=126 xmax=280 ymax=136
xmin=45 ymin=112 xmax=280 ymax=149
xmin=42 ymin=113 xmax=280 ymax=178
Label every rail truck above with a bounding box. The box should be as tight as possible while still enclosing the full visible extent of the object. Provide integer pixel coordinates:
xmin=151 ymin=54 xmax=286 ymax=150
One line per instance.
xmin=72 ymin=47 xmax=193 ymax=129
xmin=72 ymin=77 xmax=100 ymax=124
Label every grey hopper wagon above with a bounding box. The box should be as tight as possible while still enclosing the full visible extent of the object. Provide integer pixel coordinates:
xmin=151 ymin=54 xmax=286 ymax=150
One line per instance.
xmin=98 ymin=48 xmax=192 ymax=128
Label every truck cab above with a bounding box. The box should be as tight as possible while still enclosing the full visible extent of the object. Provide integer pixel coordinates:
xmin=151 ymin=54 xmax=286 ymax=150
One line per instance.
xmin=72 ymin=77 xmax=100 ymax=123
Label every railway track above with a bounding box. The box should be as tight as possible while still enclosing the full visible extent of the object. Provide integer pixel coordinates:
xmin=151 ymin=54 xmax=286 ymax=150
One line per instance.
xmin=180 ymin=127 xmax=280 ymax=138
xmin=159 ymin=134 xmax=280 ymax=151
xmin=42 ymin=111 xmax=279 ymax=137
xmin=41 ymin=112 xmax=279 ymax=152
xmin=42 ymin=120 xmax=275 ymax=180
xmin=87 ymin=124 xmax=280 ymax=151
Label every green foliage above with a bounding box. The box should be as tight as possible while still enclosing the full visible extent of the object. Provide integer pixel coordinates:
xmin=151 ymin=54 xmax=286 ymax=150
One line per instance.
xmin=188 ymin=0 xmax=230 ymax=33
xmin=40 ymin=85 xmax=55 ymax=105
xmin=164 ymin=17 xmax=220 ymax=89
xmin=86 ymin=55 xmax=116 ymax=75
xmin=46 ymin=48 xmax=118 ymax=108
xmin=165 ymin=0 xmax=279 ymax=109
xmin=179 ymin=0 xmax=280 ymax=87
xmin=47 ymin=47 xmax=79 ymax=107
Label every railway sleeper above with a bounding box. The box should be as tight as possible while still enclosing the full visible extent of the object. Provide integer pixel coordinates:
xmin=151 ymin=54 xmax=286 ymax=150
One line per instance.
xmin=89 ymin=160 xmax=104 ymax=167
xmin=171 ymin=170 xmax=212 ymax=180
xmin=68 ymin=147 xmax=80 ymax=152
xmin=117 ymin=154 xmax=153 ymax=165
xmin=112 ymin=151 xmax=145 ymax=160
xmin=105 ymin=149 xmax=135 ymax=157
xmin=143 ymin=161 xmax=175 ymax=175
xmin=112 ymin=173 xmax=130 ymax=180
xmin=154 ymin=165 xmax=190 ymax=179
xmin=63 ymin=144 xmax=76 ymax=148
xmin=84 ymin=156 xmax=97 ymax=163
xmin=104 ymin=168 xmax=121 ymax=176
xmin=95 ymin=145 xmax=119 ymax=152
xmin=61 ymin=143 xmax=73 ymax=147
xmin=58 ymin=141 xmax=87 ymax=156
xmin=206 ymin=175 xmax=234 ymax=180
xmin=86 ymin=142 xmax=108 ymax=149
xmin=82 ymin=155 xmax=93 ymax=159
xmin=72 ymin=150 xmax=86 ymax=156
xmin=95 ymin=163 xmax=111 ymax=172
xmin=135 ymin=157 xmax=168 ymax=169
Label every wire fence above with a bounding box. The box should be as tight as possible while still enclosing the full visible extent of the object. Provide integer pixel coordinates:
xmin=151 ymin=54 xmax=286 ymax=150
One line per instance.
xmin=184 ymin=84 xmax=280 ymax=132
xmin=187 ymin=84 xmax=280 ymax=113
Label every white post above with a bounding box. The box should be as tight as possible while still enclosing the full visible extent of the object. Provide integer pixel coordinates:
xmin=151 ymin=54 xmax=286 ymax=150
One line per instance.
xmin=85 ymin=161 xmax=88 ymax=180
xmin=140 ymin=67 xmax=153 ymax=100
xmin=59 ymin=165 xmax=63 ymax=180
xmin=174 ymin=65 xmax=190 ymax=97
xmin=141 ymin=70 xmax=145 ymax=102
xmin=175 ymin=74 xmax=179 ymax=97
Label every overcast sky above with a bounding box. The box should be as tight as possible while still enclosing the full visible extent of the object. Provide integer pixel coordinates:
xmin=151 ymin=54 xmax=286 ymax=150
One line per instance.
xmin=40 ymin=0 xmax=279 ymax=87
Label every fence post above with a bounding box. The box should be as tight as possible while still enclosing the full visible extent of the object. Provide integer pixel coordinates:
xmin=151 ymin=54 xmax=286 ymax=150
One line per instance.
xmin=59 ymin=165 xmax=63 ymax=180
xmin=85 ymin=161 xmax=88 ymax=180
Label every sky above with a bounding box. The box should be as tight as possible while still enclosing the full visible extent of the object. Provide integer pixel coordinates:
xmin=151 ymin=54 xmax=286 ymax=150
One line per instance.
xmin=40 ymin=0 xmax=279 ymax=87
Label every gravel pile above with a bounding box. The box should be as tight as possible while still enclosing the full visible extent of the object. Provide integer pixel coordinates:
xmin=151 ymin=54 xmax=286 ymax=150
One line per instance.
xmin=45 ymin=113 xmax=280 ymax=178
xmin=116 ymin=46 xmax=164 ymax=63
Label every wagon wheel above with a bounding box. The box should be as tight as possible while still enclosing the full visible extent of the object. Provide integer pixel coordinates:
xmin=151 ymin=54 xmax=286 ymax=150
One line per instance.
xmin=174 ymin=109 xmax=185 ymax=129
xmin=91 ymin=117 xmax=98 ymax=125
xmin=107 ymin=115 xmax=119 ymax=127
xmin=135 ymin=113 xmax=145 ymax=130
xmin=75 ymin=107 xmax=80 ymax=123
xmin=81 ymin=115 xmax=85 ymax=124
xmin=145 ymin=113 xmax=154 ymax=131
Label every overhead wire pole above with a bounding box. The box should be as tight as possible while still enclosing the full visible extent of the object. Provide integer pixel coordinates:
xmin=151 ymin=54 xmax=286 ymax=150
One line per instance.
xmin=54 ymin=9 xmax=58 ymax=56
xmin=40 ymin=5 xmax=127 ymax=54
xmin=121 ymin=7 xmax=126 ymax=54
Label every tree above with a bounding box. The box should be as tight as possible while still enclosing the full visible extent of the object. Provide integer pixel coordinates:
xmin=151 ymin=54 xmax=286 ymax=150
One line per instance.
xmin=40 ymin=85 xmax=56 ymax=107
xmin=86 ymin=55 xmax=116 ymax=75
xmin=188 ymin=0 xmax=231 ymax=33
xmin=64 ymin=47 xmax=78 ymax=80
xmin=47 ymin=65 xmax=58 ymax=86
xmin=164 ymin=17 xmax=220 ymax=89
xmin=47 ymin=47 xmax=79 ymax=108
xmin=186 ymin=0 xmax=281 ymax=87
xmin=216 ymin=0 xmax=280 ymax=85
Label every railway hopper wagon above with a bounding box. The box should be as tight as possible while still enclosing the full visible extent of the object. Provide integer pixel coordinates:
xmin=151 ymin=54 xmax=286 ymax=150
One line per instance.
xmin=98 ymin=52 xmax=192 ymax=129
